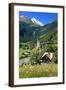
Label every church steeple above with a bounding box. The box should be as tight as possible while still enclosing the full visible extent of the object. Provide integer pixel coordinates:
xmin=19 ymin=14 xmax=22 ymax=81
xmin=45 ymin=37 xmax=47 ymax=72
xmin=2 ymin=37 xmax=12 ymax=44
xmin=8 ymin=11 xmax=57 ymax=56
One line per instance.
xmin=36 ymin=38 xmax=40 ymax=49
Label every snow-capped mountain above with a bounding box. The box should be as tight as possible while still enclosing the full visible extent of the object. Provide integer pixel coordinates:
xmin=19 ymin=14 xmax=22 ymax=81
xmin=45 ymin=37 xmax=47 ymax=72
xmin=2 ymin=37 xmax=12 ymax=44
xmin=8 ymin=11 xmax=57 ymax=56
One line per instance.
xmin=31 ymin=17 xmax=44 ymax=26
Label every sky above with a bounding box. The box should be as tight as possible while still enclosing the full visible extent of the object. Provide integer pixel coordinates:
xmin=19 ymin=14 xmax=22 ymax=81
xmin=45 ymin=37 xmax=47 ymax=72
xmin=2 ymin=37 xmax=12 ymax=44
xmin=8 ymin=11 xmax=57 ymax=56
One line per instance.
xmin=19 ymin=11 xmax=58 ymax=25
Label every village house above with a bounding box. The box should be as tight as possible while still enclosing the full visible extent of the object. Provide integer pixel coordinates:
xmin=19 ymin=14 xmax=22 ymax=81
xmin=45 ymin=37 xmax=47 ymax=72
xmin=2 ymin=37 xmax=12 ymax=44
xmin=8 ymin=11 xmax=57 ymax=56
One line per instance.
xmin=40 ymin=52 xmax=54 ymax=64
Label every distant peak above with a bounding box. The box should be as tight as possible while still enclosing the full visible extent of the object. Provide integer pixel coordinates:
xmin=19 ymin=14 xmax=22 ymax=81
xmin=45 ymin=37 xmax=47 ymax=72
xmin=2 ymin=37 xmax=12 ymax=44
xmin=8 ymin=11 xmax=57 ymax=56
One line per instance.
xmin=31 ymin=17 xmax=44 ymax=26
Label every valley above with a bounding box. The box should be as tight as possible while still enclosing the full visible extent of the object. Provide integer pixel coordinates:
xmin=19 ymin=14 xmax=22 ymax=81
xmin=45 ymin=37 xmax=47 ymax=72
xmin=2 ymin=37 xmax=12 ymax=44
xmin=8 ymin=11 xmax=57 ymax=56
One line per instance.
xmin=19 ymin=15 xmax=58 ymax=78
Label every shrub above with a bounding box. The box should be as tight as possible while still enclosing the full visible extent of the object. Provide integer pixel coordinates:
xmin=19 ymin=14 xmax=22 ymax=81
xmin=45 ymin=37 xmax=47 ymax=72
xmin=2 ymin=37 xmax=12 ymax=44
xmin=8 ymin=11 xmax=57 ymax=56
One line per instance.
xmin=52 ymin=51 xmax=58 ymax=63
xmin=44 ymin=44 xmax=57 ymax=52
xmin=30 ymin=48 xmax=42 ymax=65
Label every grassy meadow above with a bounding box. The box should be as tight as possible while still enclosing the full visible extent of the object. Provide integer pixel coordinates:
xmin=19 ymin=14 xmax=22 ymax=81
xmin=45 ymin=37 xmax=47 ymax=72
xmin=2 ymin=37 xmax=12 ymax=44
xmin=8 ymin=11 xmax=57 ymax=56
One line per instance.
xmin=19 ymin=64 xmax=58 ymax=78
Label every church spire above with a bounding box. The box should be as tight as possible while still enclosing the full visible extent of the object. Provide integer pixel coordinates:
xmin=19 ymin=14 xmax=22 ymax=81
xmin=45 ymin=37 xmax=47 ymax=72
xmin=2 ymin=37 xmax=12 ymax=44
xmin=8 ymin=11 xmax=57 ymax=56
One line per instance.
xmin=36 ymin=38 xmax=40 ymax=49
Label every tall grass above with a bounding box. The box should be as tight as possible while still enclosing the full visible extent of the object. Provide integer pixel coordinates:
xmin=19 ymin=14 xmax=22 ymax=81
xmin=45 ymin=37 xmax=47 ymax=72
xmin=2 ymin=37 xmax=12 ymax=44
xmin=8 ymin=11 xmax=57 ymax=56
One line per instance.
xmin=19 ymin=64 xmax=58 ymax=78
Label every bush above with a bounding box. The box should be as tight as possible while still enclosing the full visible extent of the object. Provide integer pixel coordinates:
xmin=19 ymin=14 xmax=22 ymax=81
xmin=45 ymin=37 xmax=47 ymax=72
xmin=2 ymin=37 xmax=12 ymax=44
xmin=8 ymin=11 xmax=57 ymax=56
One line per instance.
xmin=44 ymin=44 xmax=57 ymax=52
xmin=30 ymin=48 xmax=42 ymax=65
xmin=52 ymin=51 xmax=58 ymax=63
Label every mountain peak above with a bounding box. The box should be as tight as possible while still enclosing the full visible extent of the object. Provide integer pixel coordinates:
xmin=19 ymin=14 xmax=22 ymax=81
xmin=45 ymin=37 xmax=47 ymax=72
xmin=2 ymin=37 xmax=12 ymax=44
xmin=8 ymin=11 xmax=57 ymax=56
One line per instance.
xmin=31 ymin=17 xmax=44 ymax=26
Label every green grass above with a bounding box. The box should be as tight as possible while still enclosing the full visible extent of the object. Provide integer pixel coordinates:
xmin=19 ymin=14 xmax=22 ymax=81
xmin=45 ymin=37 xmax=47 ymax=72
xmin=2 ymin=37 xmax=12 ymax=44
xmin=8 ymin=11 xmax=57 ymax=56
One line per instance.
xmin=19 ymin=64 xmax=58 ymax=78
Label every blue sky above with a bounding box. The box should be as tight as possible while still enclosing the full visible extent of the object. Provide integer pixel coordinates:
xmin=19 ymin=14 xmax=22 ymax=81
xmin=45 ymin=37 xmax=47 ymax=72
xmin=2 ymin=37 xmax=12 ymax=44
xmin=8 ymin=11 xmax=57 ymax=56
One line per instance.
xmin=19 ymin=11 xmax=58 ymax=25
